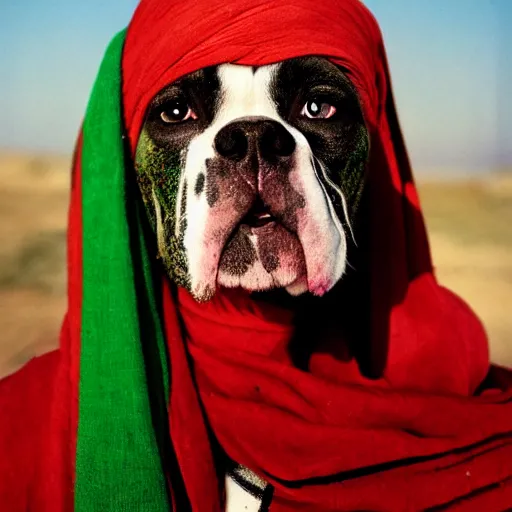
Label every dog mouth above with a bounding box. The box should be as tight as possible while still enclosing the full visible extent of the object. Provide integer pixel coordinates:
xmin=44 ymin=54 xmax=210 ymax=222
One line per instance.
xmin=241 ymin=197 xmax=276 ymax=228
xmin=217 ymin=193 xmax=308 ymax=295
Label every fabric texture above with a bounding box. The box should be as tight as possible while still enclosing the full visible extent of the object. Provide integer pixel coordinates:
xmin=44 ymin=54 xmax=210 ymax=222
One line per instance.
xmin=79 ymin=29 xmax=171 ymax=511
xmin=1 ymin=0 xmax=512 ymax=510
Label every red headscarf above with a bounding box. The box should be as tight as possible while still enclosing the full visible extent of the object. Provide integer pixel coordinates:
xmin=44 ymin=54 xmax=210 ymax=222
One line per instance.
xmin=123 ymin=0 xmax=512 ymax=509
xmin=1 ymin=0 xmax=511 ymax=510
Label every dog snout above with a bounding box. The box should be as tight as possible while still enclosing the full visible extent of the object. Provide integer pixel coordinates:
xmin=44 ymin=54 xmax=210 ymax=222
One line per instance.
xmin=214 ymin=117 xmax=296 ymax=164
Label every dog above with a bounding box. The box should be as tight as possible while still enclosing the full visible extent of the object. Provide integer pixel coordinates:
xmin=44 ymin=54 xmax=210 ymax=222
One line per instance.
xmin=134 ymin=58 xmax=370 ymax=508
xmin=134 ymin=56 xmax=370 ymax=303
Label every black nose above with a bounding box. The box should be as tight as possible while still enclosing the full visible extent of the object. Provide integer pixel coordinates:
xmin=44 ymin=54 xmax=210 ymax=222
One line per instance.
xmin=214 ymin=117 xmax=296 ymax=163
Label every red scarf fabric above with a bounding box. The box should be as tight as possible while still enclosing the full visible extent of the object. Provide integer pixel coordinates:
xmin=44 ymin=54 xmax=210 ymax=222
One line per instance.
xmin=123 ymin=0 xmax=512 ymax=508
xmin=1 ymin=0 xmax=512 ymax=510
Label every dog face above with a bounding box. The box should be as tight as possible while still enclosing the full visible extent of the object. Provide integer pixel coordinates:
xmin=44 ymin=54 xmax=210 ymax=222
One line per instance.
xmin=135 ymin=56 xmax=369 ymax=301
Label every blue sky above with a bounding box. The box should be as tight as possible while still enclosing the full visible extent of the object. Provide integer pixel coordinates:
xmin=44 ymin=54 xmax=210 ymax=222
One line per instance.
xmin=1 ymin=0 xmax=510 ymax=174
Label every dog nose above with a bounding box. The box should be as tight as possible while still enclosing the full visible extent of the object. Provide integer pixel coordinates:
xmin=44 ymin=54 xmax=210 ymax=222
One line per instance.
xmin=214 ymin=118 xmax=296 ymax=163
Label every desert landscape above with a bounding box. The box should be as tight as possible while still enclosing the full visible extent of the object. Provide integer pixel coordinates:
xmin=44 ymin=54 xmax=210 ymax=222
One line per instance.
xmin=0 ymin=150 xmax=511 ymax=378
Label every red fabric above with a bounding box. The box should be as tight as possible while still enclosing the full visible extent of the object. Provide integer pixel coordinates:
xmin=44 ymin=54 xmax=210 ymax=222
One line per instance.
xmin=122 ymin=0 xmax=512 ymax=509
xmin=0 ymin=351 xmax=60 ymax=508
xmin=176 ymin=286 xmax=512 ymax=510
xmin=0 ymin=135 xmax=83 ymax=512
xmin=1 ymin=1 xmax=511 ymax=511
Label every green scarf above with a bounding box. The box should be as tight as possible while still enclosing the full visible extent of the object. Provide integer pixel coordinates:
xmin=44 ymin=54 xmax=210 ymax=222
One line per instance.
xmin=77 ymin=29 xmax=170 ymax=510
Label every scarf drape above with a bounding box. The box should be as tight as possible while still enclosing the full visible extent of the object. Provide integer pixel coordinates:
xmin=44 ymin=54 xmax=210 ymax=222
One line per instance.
xmin=1 ymin=1 xmax=511 ymax=510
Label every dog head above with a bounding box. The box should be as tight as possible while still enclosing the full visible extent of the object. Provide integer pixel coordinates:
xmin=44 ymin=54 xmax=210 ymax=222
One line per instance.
xmin=134 ymin=56 xmax=369 ymax=301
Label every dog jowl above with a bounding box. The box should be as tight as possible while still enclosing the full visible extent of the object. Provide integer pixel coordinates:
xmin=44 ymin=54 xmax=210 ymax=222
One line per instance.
xmin=135 ymin=57 xmax=370 ymax=301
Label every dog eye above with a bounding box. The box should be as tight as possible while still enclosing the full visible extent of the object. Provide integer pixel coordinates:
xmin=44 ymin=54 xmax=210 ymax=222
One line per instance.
xmin=301 ymin=100 xmax=336 ymax=119
xmin=160 ymin=99 xmax=198 ymax=123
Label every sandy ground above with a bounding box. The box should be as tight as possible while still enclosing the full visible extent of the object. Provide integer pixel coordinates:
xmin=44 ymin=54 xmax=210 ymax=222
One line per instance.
xmin=0 ymin=151 xmax=511 ymax=378
xmin=0 ymin=152 xmax=69 ymax=377
xmin=420 ymin=178 xmax=512 ymax=367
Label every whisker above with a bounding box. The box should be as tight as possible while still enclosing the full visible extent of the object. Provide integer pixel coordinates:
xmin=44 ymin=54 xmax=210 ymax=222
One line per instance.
xmin=310 ymin=156 xmax=346 ymax=254
xmin=174 ymin=169 xmax=187 ymax=238
xmin=151 ymin=187 xmax=166 ymax=258
xmin=345 ymin=258 xmax=356 ymax=271
xmin=314 ymin=156 xmax=357 ymax=247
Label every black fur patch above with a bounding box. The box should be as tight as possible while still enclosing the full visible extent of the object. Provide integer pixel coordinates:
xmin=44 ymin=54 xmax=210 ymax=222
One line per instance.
xmin=195 ymin=172 xmax=205 ymax=196
xmin=135 ymin=66 xmax=222 ymax=286
xmin=270 ymin=56 xmax=369 ymax=222
xmin=219 ymin=228 xmax=257 ymax=275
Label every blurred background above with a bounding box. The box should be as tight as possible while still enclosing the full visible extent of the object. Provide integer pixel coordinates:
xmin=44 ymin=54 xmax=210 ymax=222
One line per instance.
xmin=0 ymin=0 xmax=511 ymax=377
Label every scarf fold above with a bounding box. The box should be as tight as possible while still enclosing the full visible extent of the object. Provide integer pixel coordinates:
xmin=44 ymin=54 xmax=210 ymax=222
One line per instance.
xmin=1 ymin=1 xmax=512 ymax=511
